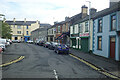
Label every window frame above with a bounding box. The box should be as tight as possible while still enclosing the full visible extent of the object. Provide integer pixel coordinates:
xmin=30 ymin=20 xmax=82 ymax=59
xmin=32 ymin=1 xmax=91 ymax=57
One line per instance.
xmin=97 ymin=36 xmax=102 ymax=50
xmin=85 ymin=21 xmax=89 ymax=32
xmin=110 ymin=14 xmax=116 ymax=31
xmin=98 ymin=19 xmax=102 ymax=33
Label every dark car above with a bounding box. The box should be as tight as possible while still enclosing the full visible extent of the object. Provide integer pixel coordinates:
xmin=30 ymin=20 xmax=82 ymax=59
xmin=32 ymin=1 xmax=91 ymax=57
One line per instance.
xmin=48 ymin=42 xmax=58 ymax=50
xmin=54 ymin=44 xmax=69 ymax=54
xmin=43 ymin=42 xmax=51 ymax=48
xmin=38 ymin=41 xmax=45 ymax=46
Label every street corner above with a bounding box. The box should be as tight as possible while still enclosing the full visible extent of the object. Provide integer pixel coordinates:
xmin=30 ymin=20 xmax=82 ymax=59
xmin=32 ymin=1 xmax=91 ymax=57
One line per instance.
xmin=0 ymin=54 xmax=25 ymax=67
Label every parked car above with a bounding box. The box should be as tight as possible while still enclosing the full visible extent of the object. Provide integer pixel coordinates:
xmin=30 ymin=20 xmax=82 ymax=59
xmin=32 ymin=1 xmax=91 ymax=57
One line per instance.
xmin=48 ymin=42 xmax=58 ymax=50
xmin=27 ymin=40 xmax=33 ymax=44
xmin=35 ymin=39 xmax=41 ymax=45
xmin=12 ymin=40 xmax=20 ymax=43
xmin=0 ymin=44 xmax=6 ymax=51
xmin=0 ymin=47 xmax=2 ymax=53
xmin=0 ymin=39 xmax=7 ymax=46
xmin=54 ymin=44 xmax=69 ymax=54
xmin=7 ymin=39 xmax=12 ymax=44
xmin=38 ymin=41 xmax=45 ymax=46
xmin=43 ymin=42 xmax=51 ymax=48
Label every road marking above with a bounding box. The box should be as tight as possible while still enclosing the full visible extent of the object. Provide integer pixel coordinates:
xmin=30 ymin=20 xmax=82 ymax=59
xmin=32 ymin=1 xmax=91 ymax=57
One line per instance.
xmin=53 ymin=70 xmax=59 ymax=80
xmin=0 ymin=56 xmax=25 ymax=67
xmin=69 ymin=54 xmax=120 ymax=80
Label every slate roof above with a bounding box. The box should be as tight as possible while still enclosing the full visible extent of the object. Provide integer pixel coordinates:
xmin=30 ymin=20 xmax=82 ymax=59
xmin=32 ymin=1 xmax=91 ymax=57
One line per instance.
xmin=71 ymin=1 xmax=120 ymax=25
xmin=5 ymin=21 xmax=40 ymax=25
xmin=92 ymin=1 xmax=120 ymax=19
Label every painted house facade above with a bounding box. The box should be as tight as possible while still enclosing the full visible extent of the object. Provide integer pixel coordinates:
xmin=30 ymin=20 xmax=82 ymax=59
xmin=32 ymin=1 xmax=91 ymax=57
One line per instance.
xmin=47 ymin=25 xmax=56 ymax=42
xmin=5 ymin=18 xmax=40 ymax=42
xmin=31 ymin=24 xmax=51 ymax=42
xmin=92 ymin=1 xmax=120 ymax=61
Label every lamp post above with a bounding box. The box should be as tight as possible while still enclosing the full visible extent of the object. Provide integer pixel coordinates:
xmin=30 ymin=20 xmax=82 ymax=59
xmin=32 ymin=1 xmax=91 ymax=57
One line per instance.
xmin=86 ymin=1 xmax=91 ymax=51
xmin=0 ymin=14 xmax=5 ymax=38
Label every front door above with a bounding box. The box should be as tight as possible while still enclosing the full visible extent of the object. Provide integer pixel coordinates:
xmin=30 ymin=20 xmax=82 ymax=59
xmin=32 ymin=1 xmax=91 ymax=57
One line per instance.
xmin=110 ymin=37 xmax=116 ymax=59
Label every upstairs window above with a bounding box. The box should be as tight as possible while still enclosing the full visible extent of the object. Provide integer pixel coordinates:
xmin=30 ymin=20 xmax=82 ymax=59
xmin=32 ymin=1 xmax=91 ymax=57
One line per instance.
xmin=26 ymin=26 xmax=29 ymax=29
xmin=58 ymin=26 xmax=60 ymax=33
xmin=98 ymin=19 xmax=102 ymax=32
xmin=111 ymin=15 xmax=116 ymax=31
xmin=85 ymin=21 xmax=89 ymax=32
xmin=17 ymin=31 xmax=21 ymax=34
xmin=26 ymin=31 xmax=29 ymax=35
xmin=79 ymin=23 xmax=83 ymax=33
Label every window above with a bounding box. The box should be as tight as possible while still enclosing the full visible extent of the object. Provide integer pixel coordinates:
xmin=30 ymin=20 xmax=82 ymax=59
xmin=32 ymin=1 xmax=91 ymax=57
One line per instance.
xmin=58 ymin=26 xmax=60 ymax=33
xmin=98 ymin=19 xmax=102 ymax=32
xmin=85 ymin=21 xmax=89 ymax=32
xmin=98 ymin=36 xmax=102 ymax=50
xmin=26 ymin=31 xmax=29 ymax=35
xmin=79 ymin=23 xmax=83 ymax=33
xmin=17 ymin=26 xmax=21 ymax=29
xmin=26 ymin=26 xmax=29 ymax=29
xmin=111 ymin=15 xmax=116 ymax=31
xmin=70 ymin=26 xmax=73 ymax=34
xmin=17 ymin=31 xmax=21 ymax=34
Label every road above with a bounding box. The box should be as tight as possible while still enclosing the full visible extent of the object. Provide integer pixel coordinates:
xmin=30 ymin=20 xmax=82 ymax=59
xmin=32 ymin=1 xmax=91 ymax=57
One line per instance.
xmin=2 ymin=43 xmax=108 ymax=79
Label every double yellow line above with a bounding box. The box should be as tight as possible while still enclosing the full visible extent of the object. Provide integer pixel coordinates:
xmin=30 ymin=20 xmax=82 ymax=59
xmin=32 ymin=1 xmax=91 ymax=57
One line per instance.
xmin=0 ymin=56 xmax=25 ymax=67
xmin=69 ymin=54 xmax=120 ymax=80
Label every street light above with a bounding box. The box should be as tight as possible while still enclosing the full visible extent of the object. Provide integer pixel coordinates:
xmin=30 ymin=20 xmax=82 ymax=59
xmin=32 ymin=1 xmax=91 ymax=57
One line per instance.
xmin=86 ymin=1 xmax=91 ymax=51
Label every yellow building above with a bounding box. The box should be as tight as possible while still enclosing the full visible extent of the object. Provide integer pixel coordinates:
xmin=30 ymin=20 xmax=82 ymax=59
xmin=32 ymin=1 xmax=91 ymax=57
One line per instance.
xmin=5 ymin=18 xmax=40 ymax=42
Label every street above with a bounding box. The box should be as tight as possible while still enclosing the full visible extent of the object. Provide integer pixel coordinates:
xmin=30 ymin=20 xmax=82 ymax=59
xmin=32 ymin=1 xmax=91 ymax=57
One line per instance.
xmin=2 ymin=43 xmax=107 ymax=79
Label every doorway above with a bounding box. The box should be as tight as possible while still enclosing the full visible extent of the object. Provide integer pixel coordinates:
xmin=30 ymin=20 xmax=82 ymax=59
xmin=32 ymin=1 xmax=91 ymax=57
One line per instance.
xmin=110 ymin=37 xmax=116 ymax=59
xmin=15 ymin=37 xmax=18 ymax=40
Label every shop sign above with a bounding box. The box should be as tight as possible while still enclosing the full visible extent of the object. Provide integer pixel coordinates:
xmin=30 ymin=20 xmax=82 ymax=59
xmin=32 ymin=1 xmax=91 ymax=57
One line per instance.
xmin=80 ymin=33 xmax=89 ymax=37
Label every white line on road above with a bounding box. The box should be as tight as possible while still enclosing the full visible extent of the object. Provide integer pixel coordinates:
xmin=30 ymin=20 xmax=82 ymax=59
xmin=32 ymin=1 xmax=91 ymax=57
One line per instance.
xmin=53 ymin=70 xmax=59 ymax=80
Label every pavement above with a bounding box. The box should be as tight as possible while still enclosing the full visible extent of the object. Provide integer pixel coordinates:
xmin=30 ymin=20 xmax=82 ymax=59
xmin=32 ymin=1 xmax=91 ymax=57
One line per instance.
xmin=69 ymin=48 xmax=120 ymax=77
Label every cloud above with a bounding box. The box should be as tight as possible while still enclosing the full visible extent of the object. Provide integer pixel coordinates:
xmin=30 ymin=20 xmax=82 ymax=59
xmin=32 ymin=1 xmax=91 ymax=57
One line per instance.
xmin=0 ymin=0 xmax=109 ymax=24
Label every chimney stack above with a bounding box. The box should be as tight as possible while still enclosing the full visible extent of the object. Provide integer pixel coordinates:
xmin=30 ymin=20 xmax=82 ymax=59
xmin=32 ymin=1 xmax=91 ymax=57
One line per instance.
xmin=81 ymin=5 xmax=88 ymax=18
xmin=13 ymin=18 xmax=16 ymax=22
xmin=24 ymin=18 xmax=26 ymax=23
xmin=110 ymin=0 xmax=120 ymax=7
xmin=90 ymin=8 xmax=97 ymax=15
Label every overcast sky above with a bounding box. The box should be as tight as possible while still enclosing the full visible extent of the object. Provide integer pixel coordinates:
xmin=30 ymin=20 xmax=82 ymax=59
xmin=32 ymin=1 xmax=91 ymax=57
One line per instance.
xmin=0 ymin=0 xmax=110 ymax=25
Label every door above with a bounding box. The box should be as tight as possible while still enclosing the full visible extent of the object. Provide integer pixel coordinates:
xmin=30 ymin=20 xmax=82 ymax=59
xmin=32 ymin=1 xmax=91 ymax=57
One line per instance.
xmin=15 ymin=37 xmax=18 ymax=40
xmin=77 ymin=39 xmax=79 ymax=49
xmin=110 ymin=37 xmax=116 ymax=59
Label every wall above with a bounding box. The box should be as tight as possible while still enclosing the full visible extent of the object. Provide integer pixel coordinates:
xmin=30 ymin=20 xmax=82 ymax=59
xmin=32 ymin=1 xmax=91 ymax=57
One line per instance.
xmin=93 ymin=11 xmax=120 ymax=61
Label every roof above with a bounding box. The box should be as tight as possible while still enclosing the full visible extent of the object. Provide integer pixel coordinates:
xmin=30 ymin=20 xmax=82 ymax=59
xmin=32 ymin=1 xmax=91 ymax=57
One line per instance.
xmin=92 ymin=1 xmax=120 ymax=19
xmin=40 ymin=23 xmax=51 ymax=27
xmin=70 ymin=1 xmax=120 ymax=25
xmin=5 ymin=21 xmax=40 ymax=25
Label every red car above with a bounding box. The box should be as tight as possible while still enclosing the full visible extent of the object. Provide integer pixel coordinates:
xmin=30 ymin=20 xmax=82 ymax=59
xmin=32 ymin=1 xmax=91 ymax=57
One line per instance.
xmin=0 ymin=47 xmax=2 ymax=53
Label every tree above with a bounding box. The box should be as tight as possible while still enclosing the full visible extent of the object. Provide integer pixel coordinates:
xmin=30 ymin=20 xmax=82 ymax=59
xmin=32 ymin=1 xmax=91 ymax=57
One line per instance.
xmin=2 ymin=22 xmax=12 ymax=39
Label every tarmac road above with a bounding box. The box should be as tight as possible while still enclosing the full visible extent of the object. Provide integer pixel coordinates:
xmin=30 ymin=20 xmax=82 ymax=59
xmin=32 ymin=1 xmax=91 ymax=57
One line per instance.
xmin=2 ymin=43 xmax=108 ymax=79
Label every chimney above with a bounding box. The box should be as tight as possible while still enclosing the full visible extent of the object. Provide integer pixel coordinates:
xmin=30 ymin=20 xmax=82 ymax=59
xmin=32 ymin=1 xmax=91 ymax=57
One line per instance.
xmin=36 ymin=20 xmax=38 ymax=24
xmin=13 ymin=18 xmax=16 ymax=22
xmin=90 ymin=8 xmax=97 ymax=15
xmin=81 ymin=5 xmax=88 ymax=18
xmin=54 ymin=21 xmax=58 ymax=25
xmin=110 ymin=0 xmax=120 ymax=7
xmin=24 ymin=18 xmax=26 ymax=23
xmin=65 ymin=17 xmax=70 ymax=21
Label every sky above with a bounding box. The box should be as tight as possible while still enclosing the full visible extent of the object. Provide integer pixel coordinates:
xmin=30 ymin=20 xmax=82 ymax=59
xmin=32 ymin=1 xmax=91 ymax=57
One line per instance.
xmin=0 ymin=0 xmax=109 ymax=25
